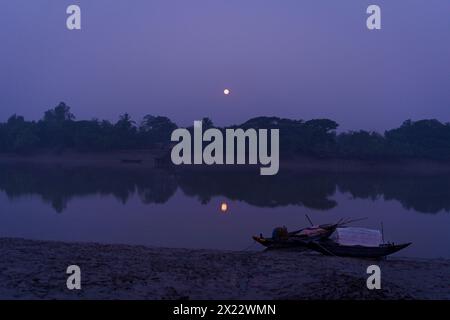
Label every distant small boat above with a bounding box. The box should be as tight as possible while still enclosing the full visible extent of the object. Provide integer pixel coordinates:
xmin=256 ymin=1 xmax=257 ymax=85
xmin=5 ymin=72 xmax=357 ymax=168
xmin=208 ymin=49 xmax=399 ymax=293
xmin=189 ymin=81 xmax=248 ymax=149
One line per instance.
xmin=308 ymin=227 xmax=411 ymax=258
xmin=121 ymin=159 xmax=143 ymax=164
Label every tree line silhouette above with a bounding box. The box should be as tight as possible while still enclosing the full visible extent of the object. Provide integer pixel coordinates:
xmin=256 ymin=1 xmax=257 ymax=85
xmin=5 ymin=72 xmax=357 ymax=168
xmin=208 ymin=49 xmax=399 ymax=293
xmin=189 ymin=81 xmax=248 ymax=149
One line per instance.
xmin=1 ymin=102 xmax=450 ymax=160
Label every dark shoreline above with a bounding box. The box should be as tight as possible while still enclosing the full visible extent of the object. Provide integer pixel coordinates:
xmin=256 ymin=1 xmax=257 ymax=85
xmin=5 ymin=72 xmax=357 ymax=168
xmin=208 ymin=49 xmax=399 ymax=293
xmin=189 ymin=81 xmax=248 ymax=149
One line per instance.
xmin=2 ymin=152 xmax=450 ymax=174
xmin=0 ymin=238 xmax=449 ymax=300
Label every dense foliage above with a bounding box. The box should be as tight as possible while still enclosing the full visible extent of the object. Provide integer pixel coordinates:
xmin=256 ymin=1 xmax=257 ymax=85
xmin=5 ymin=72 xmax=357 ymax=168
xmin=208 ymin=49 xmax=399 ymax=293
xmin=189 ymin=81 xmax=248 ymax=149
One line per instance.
xmin=1 ymin=102 xmax=450 ymax=160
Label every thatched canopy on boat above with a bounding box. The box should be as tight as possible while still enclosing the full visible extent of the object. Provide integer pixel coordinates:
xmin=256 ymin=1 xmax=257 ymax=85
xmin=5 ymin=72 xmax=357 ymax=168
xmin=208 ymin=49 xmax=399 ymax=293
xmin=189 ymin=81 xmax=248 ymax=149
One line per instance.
xmin=330 ymin=227 xmax=383 ymax=247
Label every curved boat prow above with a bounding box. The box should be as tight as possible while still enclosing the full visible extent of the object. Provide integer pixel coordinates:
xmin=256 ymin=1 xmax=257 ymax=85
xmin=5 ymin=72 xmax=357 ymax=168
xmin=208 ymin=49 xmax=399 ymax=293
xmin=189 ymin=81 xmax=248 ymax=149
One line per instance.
xmin=387 ymin=242 xmax=412 ymax=255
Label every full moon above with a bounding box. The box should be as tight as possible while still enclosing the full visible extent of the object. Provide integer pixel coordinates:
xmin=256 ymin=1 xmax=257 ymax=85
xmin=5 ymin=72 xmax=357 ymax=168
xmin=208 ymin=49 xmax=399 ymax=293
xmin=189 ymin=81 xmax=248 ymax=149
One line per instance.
xmin=220 ymin=202 xmax=228 ymax=213
xmin=223 ymin=89 xmax=231 ymax=95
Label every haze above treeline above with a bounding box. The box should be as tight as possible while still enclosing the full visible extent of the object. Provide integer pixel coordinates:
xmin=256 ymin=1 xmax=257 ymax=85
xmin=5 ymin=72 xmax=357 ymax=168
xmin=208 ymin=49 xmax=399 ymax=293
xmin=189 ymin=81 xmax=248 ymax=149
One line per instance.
xmin=1 ymin=102 xmax=450 ymax=161
xmin=2 ymin=2 xmax=450 ymax=131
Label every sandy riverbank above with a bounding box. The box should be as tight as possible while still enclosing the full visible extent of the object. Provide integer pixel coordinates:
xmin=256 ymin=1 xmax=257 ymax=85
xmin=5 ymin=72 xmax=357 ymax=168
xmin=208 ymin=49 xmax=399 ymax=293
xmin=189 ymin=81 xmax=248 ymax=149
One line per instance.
xmin=0 ymin=238 xmax=448 ymax=300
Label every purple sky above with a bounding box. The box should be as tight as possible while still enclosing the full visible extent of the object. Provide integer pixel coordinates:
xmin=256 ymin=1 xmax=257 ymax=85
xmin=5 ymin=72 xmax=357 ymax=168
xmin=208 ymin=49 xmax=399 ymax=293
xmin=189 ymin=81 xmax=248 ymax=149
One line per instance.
xmin=1 ymin=0 xmax=450 ymax=131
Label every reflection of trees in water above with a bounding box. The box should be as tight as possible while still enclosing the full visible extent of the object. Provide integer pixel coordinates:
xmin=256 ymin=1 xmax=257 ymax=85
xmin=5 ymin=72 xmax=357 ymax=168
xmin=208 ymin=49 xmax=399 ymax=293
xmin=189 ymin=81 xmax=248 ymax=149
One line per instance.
xmin=136 ymin=176 xmax=177 ymax=204
xmin=177 ymin=171 xmax=450 ymax=214
xmin=337 ymin=174 xmax=450 ymax=214
xmin=0 ymin=164 xmax=449 ymax=214
xmin=0 ymin=165 xmax=177 ymax=213
xmin=177 ymin=171 xmax=337 ymax=210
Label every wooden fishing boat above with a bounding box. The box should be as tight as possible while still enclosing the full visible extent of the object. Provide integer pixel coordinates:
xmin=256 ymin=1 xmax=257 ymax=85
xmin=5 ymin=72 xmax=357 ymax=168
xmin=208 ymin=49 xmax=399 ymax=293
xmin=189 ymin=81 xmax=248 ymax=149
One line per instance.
xmin=308 ymin=227 xmax=411 ymax=258
xmin=252 ymin=236 xmax=313 ymax=249
xmin=307 ymin=240 xmax=411 ymax=258
xmin=252 ymin=223 xmax=338 ymax=249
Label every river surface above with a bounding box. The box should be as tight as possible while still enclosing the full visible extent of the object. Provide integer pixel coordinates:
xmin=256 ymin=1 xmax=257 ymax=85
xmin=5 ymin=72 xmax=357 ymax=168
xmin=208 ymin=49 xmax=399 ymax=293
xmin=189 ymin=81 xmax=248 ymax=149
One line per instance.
xmin=0 ymin=163 xmax=449 ymax=258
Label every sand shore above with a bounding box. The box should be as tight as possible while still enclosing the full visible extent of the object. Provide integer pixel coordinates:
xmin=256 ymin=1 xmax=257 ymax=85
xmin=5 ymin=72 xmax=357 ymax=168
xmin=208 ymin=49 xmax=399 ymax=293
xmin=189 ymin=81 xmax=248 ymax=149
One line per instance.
xmin=0 ymin=238 xmax=448 ymax=300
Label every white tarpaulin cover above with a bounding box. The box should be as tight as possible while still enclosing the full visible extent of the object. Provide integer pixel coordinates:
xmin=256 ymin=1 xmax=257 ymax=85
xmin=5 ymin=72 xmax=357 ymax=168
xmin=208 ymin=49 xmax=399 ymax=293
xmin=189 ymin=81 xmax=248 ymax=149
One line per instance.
xmin=330 ymin=227 xmax=383 ymax=247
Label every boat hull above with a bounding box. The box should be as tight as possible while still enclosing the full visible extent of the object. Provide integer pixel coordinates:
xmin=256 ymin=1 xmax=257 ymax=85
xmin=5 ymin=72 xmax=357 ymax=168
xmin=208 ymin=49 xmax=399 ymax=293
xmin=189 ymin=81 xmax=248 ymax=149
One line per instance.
xmin=252 ymin=236 xmax=310 ymax=249
xmin=308 ymin=241 xmax=412 ymax=258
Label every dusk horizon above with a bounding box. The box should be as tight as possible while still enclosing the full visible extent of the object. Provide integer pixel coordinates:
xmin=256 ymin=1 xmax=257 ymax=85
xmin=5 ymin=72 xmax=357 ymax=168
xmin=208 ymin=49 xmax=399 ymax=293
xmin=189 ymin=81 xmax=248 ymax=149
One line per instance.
xmin=3 ymin=100 xmax=450 ymax=133
xmin=2 ymin=0 xmax=450 ymax=131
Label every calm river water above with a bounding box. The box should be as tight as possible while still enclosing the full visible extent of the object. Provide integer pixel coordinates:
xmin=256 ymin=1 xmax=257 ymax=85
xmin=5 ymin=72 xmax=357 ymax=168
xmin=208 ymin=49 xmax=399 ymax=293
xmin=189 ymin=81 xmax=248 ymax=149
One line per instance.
xmin=0 ymin=164 xmax=449 ymax=258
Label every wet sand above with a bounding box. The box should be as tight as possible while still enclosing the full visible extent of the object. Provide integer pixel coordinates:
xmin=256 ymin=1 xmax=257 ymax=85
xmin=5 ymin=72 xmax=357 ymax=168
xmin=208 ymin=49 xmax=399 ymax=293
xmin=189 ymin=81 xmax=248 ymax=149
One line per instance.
xmin=0 ymin=238 xmax=448 ymax=300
